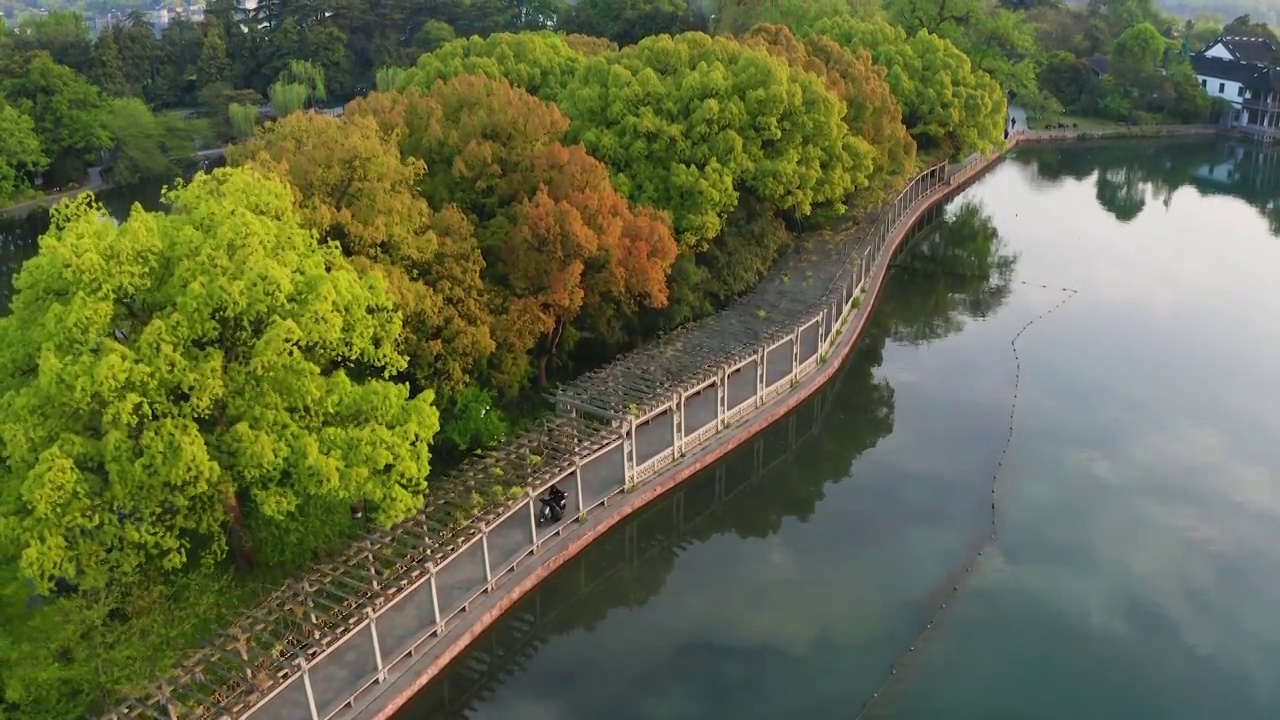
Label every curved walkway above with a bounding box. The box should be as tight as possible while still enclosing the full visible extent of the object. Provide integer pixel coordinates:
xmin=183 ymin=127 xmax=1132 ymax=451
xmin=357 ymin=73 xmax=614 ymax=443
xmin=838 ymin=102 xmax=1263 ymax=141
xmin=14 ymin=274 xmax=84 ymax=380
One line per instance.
xmin=336 ymin=148 xmax=1017 ymax=720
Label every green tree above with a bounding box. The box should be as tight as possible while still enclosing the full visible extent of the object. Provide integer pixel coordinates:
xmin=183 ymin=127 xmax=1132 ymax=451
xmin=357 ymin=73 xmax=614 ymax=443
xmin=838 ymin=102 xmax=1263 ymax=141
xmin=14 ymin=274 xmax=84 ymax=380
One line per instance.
xmin=558 ymin=0 xmax=705 ymax=46
xmin=101 ymin=98 xmax=205 ymax=185
xmin=400 ymin=31 xmax=586 ymax=101
xmin=560 ymin=31 xmax=874 ymax=249
xmin=350 ymin=78 xmax=680 ymax=393
xmin=197 ymin=23 xmax=233 ymax=89
xmin=89 ymin=30 xmax=129 ymax=98
xmin=14 ymin=10 xmax=94 ymax=75
xmin=149 ymin=18 xmax=205 ymax=108
xmin=228 ymin=102 xmax=259 ymax=139
xmin=375 ymin=65 xmax=407 ymax=92
xmin=2 ymin=53 xmax=112 ymax=184
xmin=741 ymin=24 xmax=916 ymax=197
xmin=0 ymin=167 xmax=440 ymax=592
xmin=410 ymin=20 xmax=458 ymax=56
xmin=268 ymin=58 xmax=327 ymax=116
xmin=110 ymin=15 xmax=161 ymax=100
xmin=1113 ymin=22 xmax=1167 ymax=75
xmin=231 ymin=112 xmax=497 ymax=401
xmin=811 ymin=17 xmax=1007 ymax=155
xmin=0 ymin=101 xmax=47 ymax=202
xmin=714 ymin=0 xmax=855 ymax=35
xmin=1038 ymin=51 xmax=1093 ymax=109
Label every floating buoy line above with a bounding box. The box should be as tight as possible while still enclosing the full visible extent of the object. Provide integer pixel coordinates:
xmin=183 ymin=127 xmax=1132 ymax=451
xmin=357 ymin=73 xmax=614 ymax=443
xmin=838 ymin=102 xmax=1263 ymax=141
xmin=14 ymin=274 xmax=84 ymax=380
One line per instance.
xmin=853 ymin=280 xmax=1078 ymax=720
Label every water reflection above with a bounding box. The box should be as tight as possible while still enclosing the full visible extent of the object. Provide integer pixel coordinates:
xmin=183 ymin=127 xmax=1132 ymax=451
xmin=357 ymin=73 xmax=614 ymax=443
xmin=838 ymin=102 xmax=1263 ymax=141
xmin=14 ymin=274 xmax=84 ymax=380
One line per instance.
xmin=884 ymin=201 xmax=1019 ymax=345
xmin=1011 ymin=139 xmax=1280 ymax=234
xmin=397 ymin=202 xmax=1018 ymax=719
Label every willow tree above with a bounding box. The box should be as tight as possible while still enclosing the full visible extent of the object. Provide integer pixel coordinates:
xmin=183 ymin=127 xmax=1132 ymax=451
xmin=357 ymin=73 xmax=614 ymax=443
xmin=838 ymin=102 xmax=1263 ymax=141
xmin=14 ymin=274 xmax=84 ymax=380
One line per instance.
xmin=228 ymin=102 xmax=258 ymax=139
xmin=269 ymin=59 xmax=328 ymax=117
xmin=375 ymin=65 xmax=407 ymax=92
xmin=0 ymin=167 xmax=440 ymax=593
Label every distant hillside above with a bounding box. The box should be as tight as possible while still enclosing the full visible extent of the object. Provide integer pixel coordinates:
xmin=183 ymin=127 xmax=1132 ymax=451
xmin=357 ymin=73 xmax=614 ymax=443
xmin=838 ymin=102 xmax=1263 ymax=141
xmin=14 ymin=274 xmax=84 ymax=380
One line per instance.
xmin=1155 ymin=0 xmax=1276 ymax=25
xmin=2 ymin=0 xmax=177 ymax=20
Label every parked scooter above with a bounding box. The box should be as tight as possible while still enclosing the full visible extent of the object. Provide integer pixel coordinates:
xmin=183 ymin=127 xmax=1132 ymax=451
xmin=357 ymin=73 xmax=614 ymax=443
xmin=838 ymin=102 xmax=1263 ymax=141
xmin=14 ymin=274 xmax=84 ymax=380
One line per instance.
xmin=537 ymin=484 xmax=568 ymax=525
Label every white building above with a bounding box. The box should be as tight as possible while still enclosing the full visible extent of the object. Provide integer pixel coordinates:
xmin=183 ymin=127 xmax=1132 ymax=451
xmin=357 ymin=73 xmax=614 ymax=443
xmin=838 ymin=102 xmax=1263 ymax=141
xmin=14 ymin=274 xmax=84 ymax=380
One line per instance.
xmin=1191 ymin=36 xmax=1280 ymax=136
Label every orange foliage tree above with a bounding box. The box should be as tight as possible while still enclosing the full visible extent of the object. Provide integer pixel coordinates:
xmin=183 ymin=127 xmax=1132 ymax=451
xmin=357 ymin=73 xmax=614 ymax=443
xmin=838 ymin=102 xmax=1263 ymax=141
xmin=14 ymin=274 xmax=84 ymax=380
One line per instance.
xmin=349 ymin=75 xmax=678 ymax=391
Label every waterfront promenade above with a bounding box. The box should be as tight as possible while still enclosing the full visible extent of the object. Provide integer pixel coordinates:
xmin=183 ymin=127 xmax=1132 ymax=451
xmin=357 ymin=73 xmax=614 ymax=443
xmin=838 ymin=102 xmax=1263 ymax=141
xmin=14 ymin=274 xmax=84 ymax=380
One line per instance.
xmin=105 ymin=142 xmax=1014 ymax=720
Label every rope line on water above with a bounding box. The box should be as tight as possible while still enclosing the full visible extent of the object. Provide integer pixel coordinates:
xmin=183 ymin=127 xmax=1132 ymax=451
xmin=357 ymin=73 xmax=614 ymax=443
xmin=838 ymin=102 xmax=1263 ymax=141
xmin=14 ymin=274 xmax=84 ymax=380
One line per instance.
xmin=852 ymin=280 xmax=1078 ymax=720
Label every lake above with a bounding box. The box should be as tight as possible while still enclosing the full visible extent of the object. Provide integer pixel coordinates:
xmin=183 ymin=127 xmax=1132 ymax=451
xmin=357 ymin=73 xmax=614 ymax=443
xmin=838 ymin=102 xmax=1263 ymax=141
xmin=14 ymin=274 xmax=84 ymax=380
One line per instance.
xmin=390 ymin=138 xmax=1280 ymax=720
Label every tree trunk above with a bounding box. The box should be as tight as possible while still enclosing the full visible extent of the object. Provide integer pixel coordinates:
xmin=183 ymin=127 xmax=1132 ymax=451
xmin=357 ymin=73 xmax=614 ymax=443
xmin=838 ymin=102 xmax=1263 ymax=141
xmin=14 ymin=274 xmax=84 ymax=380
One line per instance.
xmin=536 ymin=353 xmax=550 ymax=391
xmin=535 ymin=320 xmax=566 ymax=392
xmin=224 ymin=491 xmax=259 ymax=570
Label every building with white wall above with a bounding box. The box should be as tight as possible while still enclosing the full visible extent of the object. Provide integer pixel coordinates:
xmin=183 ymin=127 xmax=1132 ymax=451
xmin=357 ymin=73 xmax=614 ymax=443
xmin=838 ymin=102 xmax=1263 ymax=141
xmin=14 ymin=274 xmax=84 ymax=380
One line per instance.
xmin=1191 ymin=36 xmax=1280 ymax=136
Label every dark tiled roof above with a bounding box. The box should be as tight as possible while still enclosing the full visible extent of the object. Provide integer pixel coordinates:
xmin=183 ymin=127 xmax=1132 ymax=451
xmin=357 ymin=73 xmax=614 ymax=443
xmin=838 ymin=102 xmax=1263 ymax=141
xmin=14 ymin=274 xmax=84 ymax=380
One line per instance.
xmin=1192 ymin=55 xmax=1275 ymax=91
xmin=1220 ymin=36 xmax=1278 ymax=65
xmin=1083 ymin=56 xmax=1110 ymax=75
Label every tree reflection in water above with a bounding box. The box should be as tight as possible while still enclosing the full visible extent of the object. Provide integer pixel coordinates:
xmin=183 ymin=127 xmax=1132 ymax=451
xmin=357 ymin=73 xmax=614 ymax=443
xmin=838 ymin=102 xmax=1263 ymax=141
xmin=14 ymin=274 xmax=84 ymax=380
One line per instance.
xmin=1011 ymin=139 xmax=1280 ymax=234
xmin=403 ymin=200 xmax=1019 ymax=719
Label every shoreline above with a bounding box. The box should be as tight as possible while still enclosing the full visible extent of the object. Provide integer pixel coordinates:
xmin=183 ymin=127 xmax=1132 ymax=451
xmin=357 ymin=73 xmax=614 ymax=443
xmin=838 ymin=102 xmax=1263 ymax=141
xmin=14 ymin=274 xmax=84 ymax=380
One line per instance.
xmin=334 ymin=148 xmax=1015 ymax=720
xmin=0 ymin=148 xmax=227 ymax=219
xmin=1017 ymin=124 xmax=1222 ymax=143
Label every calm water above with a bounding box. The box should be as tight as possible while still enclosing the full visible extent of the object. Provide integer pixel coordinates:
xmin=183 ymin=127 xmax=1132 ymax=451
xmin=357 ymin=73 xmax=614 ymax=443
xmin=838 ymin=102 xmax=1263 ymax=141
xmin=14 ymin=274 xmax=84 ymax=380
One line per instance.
xmin=393 ymin=139 xmax=1280 ymax=720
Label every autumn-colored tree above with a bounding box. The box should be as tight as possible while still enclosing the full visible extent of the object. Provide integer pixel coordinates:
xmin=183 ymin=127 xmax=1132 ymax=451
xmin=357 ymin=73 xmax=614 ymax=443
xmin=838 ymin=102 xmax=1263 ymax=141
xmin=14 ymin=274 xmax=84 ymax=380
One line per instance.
xmin=558 ymin=32 xmax=618 ymax=56
xmin=741 ymin=24 xmax=916 ymax=197
xmin=230 ymin=112 xmax=495 ymax=399
xmin=399 ymin=31 xmax=585 ymax=101
xmin=0 ymin=167 xmax=440 ymax=593
xmin=349 ymin=77 xmax=678 ymax=391
xmin=559 ymin=32 xmax=875 ymax=250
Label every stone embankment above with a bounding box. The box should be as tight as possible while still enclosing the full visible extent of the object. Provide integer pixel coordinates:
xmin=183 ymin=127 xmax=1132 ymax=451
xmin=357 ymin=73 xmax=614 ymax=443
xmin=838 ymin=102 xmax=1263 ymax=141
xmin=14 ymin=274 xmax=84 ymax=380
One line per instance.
xmin=1019 ymin=124 xmax=1221 ymax=142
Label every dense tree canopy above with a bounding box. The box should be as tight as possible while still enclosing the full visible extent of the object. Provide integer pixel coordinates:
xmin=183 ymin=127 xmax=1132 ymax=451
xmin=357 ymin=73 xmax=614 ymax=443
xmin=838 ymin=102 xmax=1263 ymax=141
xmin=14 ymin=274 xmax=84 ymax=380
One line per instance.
xmin=0 ymin=3 xmax=1026 ymax=717
xmin=561 ymin=32 xmax=875 ymax=248
xmin=231 ymin=113 xmax=495 ymax=401
xmin=350 ymin=75 xmax=679 ymax=390
xmin=0 ymin=102 xmax=45 ymax=199
xmin=397 ymin=31 xmax=586 ymax=101
xmin=810 ymin=16 xmax=1007 ymax=154
xmin=0 ymin=167 xmax=440 ymax=593
xmin=741 ymin=23 xmax=917 ymax=197
xmin=2 ymin=52 xmax=112 ymax=183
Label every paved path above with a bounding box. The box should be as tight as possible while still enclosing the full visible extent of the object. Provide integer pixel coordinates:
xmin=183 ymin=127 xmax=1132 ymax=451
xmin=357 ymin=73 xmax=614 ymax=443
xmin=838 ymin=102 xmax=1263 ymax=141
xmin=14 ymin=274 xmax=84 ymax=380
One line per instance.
xmin=1 ymin=166 xmax=105 ymax=218
xmin=1008 ymin=104 xmax=1028 ymax=135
